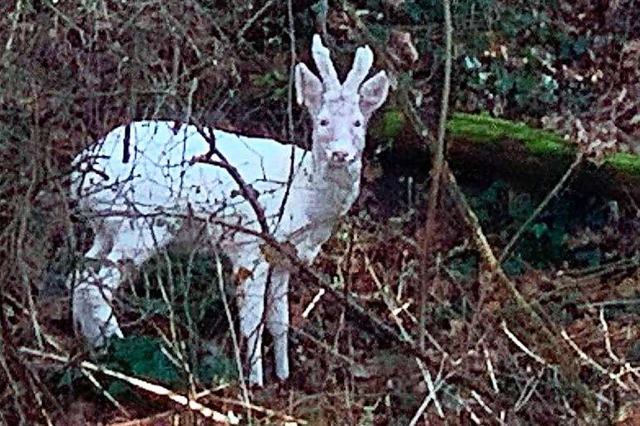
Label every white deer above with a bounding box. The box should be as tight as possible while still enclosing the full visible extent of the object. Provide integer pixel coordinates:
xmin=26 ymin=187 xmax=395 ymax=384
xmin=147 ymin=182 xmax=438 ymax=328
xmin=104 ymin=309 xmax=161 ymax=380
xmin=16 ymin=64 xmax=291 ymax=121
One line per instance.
xmin=70 ymin=34 xmax=389 ymax=386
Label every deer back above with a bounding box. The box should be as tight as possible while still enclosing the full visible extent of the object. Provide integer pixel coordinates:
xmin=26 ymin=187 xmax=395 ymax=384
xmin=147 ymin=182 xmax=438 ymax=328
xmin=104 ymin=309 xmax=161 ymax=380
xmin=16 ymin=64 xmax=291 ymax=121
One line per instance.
xmin=72 ymin=121 xmax=307 ymax=238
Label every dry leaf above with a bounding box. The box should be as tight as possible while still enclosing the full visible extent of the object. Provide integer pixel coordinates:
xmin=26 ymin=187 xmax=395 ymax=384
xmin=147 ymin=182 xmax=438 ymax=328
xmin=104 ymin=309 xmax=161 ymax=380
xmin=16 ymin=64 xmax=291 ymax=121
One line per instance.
xmin=261 ymin=241 xmax=298 ymax=271
xmin=235 ymin=266 xmax=253 ymax=284
xmin=387 ymin=30 xmax=419 ymax=70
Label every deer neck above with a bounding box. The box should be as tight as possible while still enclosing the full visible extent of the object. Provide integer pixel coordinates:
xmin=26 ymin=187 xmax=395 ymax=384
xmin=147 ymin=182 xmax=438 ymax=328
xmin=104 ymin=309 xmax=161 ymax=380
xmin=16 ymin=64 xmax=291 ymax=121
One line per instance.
xmin=275 ymin=152 xmax=361 ymax=261
xmin=295 ymin=150 xmax=362 ymax=221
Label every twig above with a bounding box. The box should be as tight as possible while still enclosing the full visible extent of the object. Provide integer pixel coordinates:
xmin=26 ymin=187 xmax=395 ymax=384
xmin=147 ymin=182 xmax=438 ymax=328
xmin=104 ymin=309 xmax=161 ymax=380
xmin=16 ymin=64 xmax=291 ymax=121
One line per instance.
xmin=513 ymin=369 xmax=544 ymax=412
xmin=499 ymin=152 xmax=584 ymax=264
xmin=482 ymin=343 xmax=499 ymax=393
xmin=214 ymin=252 xmax=252 ymax=415
xmin=3 ymin=0 xmax=23 ymax=60
xmin=205 ymin=394 xmax=307 ymax=425
xmin=470 ymin=390 xmax=493 ymax=415
xmin=418 ymin=0 xmax=453 ymax=353
xmin=446 ymin=169 xmax=572 ymax=364
xmin=363 ymin=252 xmax=445 ymax=417
xmin=236 ymin=0 xmax=276 ymax=42
xmin=408 ymin=371 xmax=449 ymax=425
xmin=295 ymin=329 xmax=361 ymax=371
xmin=501 ymin=321 xmax=547 ymax=366
xmin=278 ymin=1 xmax=300 ymax=230
xmin=560 ymin=328 xmax=630 ymax=391
xmin=18 ymin=347 xmax=241 ymax=424
xmin=364 ymin=252 xmax=444 ymax=353
xmin=0 ymin=335 xmax=27 ymax=422
xmin=599 ymin=307 xmax=620 ymax=363
xmin=80 ymin=369 xmax=131 ymax=418
xmin=191 ymin=132 xmax=270 ymax=234
xmin=13 ymin=167 xmax=45 ymax=350
xmin=336 ymin=223 xmax=356 ymax=377
xmin=184 ymin=78 xmax=199 ymax=125
xmin=44 ymin=1 xmax=86 ymax=46
xmin=346 ymin=0 xmax=571 ymax=371
xmin=564 ymin=254 xmax=640 ymax=279
xmin=301 ymin=288 xmax=326 ymax=318
xmin=471 ymin=390 xmax=508 ymax=425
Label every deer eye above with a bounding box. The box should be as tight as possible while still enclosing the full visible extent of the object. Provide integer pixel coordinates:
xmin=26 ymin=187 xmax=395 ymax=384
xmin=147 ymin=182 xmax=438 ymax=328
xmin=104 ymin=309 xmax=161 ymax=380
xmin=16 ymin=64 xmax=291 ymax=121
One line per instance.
xmin=354 ymin=120 xmax=362 ymax=128
xmin=319 ymin=119 xmax=329 ymax=126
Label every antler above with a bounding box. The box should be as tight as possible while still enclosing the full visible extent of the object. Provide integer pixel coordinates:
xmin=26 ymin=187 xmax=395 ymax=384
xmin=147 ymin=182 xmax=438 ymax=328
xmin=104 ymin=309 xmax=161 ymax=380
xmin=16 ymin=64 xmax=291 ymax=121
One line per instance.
xmin=342 ymin=44 xmax=374 ymax=94
xmin=311 ymin=34 xmax=341 ymax=91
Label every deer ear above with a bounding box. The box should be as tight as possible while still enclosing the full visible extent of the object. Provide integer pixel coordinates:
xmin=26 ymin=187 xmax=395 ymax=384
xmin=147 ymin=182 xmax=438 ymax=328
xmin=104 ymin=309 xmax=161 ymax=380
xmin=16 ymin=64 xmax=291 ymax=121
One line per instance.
xmin=359 ymin=71 xmax=390 ymax=118
xmin=295 ymin=63 xmax=323 ymax=116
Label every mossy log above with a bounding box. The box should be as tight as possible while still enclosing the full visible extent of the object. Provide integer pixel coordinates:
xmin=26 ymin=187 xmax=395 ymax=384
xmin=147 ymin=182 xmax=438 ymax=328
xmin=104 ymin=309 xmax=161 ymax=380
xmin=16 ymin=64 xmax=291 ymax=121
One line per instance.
xmin=373 ymin=110 xmax=640 ymax=202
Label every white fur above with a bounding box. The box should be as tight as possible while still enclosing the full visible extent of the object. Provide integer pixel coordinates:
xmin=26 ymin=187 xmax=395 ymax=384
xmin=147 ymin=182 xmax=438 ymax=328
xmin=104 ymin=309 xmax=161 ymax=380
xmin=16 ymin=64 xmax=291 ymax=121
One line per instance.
xmin=70 ymin=35 xmax=389 ymax=386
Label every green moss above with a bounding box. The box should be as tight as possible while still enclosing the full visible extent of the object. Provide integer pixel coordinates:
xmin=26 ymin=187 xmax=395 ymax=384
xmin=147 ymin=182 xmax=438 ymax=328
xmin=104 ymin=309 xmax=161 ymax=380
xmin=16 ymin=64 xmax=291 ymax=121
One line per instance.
xmin=447 ymin=113 xmax=640 ymax=177
xmin=605 ymin=152 xmax=640 ymax=175
xmin=376 ymin=108 xmax=407 ymax=140
xmin=447 ymin=113 xmax=570 ymax=155
xmin=373 ymin=109 xmax=640 ymax=177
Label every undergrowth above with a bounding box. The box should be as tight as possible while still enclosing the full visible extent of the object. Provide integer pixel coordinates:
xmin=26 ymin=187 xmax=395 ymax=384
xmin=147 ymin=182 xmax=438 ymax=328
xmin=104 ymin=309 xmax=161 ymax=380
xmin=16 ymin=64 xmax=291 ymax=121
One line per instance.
xmin=44 ymin=176 xmax=640 ymax=423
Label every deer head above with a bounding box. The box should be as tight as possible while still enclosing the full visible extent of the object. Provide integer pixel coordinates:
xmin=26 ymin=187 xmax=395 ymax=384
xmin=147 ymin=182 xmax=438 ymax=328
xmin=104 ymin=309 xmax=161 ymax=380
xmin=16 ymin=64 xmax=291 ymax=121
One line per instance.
xmin=295 ymin=35 xmax=389 ymax=173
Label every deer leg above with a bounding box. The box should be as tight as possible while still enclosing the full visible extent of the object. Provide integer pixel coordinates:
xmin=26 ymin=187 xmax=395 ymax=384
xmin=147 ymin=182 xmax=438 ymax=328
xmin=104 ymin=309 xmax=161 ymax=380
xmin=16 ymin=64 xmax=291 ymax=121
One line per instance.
xmin=72 ymin=264 xmax=124 ymax=347
xmin=237 ymin=260 xmax=269 ymax=387
xmin=72 ymin=217 xmax=171 ymax=347
xmin=266 ymin=270 xmax=290 ymax=381
xmin=72 ymin=218 xmax=121 ymax=346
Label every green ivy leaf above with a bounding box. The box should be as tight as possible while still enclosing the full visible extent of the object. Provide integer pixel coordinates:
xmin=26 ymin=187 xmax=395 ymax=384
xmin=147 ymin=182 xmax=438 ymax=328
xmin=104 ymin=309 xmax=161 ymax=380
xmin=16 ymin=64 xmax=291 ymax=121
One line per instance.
xmin=530 ymin=222 xmax=549 ymax=239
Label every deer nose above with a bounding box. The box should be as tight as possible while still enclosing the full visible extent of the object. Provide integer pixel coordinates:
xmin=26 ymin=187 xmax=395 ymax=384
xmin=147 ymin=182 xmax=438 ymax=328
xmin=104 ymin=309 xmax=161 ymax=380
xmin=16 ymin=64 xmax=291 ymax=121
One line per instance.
xmin=331 ymin=151 xmax=349 ymax=163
